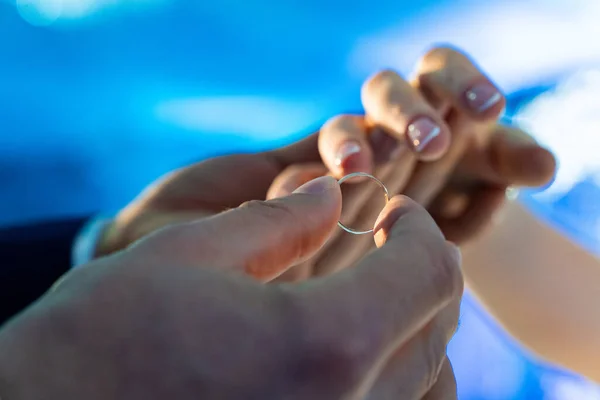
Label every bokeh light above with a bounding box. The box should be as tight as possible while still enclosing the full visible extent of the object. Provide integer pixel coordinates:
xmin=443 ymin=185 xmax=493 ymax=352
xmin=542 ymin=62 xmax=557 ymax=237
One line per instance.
xmin=516 ymin=70 xmax=600 ymax=202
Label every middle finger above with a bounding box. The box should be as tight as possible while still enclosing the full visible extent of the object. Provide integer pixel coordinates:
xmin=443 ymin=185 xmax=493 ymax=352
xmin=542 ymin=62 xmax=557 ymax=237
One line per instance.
xmin=404 ymin=46 xmax=506 ymax=206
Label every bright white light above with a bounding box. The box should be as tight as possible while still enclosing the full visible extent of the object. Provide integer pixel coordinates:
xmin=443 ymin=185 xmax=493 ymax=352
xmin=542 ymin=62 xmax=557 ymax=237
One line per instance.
xmin=516 ymin=69 xmax=600 ymax=201
xmin=16 ymin=0 xmax=62 ymax=26
xmin=348 ymin=0 xmax=600 ymax=92
xmin=347 ymin=0 xmax=600 ymax=202
xmin=541 ymin=374 xmax=600 ymax=400
xmin=154 ymin=96 xmax=327 ymax=140
xmin=14 ymin=0 xmax=164 ymax=25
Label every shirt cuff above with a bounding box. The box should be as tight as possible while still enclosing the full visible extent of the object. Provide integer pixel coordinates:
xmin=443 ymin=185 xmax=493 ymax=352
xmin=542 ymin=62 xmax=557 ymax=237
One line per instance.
xmin=71 ymin=217 xmax=112 ymax=268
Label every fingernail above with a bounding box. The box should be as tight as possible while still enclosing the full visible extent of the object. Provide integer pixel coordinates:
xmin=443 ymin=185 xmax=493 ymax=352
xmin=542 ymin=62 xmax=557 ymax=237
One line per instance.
xmin=334 ymin=141 xmax=362 ymax=170
xmin=464 ymin=82 xmax=502 ymax=113
xmin=406 ymin=117 xmax=441 ymax=152
xmin=294 ymin=176 xmax=337 ymax=195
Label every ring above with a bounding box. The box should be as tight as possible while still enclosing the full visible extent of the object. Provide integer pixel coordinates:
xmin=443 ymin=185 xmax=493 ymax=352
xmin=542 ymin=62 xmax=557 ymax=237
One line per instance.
xmin=337 ymin=172 xmax=390 ymax=235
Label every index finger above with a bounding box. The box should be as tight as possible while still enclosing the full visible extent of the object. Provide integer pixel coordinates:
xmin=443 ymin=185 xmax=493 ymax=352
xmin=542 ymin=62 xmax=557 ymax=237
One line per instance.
xmin=296 ymin=196 xmax=463 ymax=366
xmin=362 ymin=70 xmax=451 ymax=161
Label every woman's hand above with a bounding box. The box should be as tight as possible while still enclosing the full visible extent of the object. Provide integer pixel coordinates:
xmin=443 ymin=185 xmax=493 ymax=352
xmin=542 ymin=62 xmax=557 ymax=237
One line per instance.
xmin=269 ymin=46 xmax=555 ymax=279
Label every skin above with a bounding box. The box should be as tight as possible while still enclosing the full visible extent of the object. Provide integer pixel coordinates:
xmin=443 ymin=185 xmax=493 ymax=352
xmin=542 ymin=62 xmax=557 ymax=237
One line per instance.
xmin=97 ymin=46 xmax=556 ymax=284
xmin=0 ymin=46 xmax=566 ymax=399
xmin=0 ymin=183 xmax=463 ymax=399
xmin=463 ymin=202 xmax=600 ymax=383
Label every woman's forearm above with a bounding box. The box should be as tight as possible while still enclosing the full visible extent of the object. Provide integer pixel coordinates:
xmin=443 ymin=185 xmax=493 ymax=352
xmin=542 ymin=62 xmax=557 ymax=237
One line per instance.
xmin=462 ymin=201 xmax=600 ymax=382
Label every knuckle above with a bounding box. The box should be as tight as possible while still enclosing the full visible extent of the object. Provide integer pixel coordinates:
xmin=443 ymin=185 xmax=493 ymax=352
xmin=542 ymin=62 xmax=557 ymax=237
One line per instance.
xmin=289 ymin=299 xmax=372 ymax=392
xmin=421 ymin=44 xmax=467 ymax=65
xmin=307 ymin=331 xmax=371 ymax=389
xmin=239 ymin=199 xmax=297 ymax=221
xmin=422 ymin=321 xmax=451 ymax=390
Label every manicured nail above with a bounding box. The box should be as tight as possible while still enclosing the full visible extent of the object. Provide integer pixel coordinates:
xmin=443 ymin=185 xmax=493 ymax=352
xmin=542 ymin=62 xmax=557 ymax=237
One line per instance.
xmin=406 ymin=117 xmax=441 ymax=152
xmin=294 ymin=176 xmax=337 ymax=195
xmin=335 ymin=141 xmax=362 ymax=170
xmin=464 ymin=82 xmax=502 ymax=113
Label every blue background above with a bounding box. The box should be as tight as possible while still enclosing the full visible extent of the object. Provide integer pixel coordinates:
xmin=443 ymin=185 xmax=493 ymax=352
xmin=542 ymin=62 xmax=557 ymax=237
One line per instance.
xmin=2 ymin=0 xmax=600 ymax=398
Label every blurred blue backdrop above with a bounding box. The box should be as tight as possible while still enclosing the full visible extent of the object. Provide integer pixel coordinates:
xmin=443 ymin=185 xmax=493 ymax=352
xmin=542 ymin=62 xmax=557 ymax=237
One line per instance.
xmin=2 ymin=0 xmax=600 ymax=398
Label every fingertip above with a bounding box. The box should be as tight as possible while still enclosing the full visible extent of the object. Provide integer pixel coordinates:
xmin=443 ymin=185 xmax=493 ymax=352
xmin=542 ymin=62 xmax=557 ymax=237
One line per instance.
xmin=319 ymin=115 xmax=373 ymax=178
xmin=495 ymin=143 xmax=557 ymax=187
xmin=239 ymin=177 xmax=342 ymax=279
xmin=267 ymin=164 xmax=329 ymax=200
xmin=415 ymin=46 xmax=506 ymax=121
xmin=373 ymin=195 xmax=439 ymax=248
xmin=334 ymin=141 xmax=374 ymax=177
xmin=293 ymin=175 xmax=343 ymax=217
xmin=293 ymin=175 xmax=340 ymax=195
xmin=405 ymin=116 xmax=451 ymax=161
xmin=268 ymin=178 xmax=302 ymax=200
xmin=531 ymin=147 xmax=557 ymax=186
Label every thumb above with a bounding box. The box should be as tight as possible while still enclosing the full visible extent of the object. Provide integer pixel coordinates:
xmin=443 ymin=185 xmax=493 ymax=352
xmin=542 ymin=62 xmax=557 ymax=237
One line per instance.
xmin=488 ymin=128 xmax=556 ymax=187
xmin=455 ymin=125 xmax=556 ymax=187
xmin=130 ymin=176 xmax=342 ymax=281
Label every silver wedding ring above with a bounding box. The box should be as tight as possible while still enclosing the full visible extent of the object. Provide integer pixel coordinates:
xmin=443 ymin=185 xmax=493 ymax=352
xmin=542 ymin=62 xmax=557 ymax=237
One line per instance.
xmin=337 ymin=172 xmax=390 ymax=235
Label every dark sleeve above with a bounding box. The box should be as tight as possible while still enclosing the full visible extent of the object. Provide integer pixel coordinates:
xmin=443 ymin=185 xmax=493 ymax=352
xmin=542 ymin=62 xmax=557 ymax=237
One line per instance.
xmin=0 ymin=217 xmax=89 ymax=326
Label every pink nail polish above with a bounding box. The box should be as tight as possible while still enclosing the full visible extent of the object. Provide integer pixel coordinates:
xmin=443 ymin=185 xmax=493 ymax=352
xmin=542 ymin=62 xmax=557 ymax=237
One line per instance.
xmin=406 ymin=117 xmax=441 ymax=152
xmin=335 ymin=141 xmax=362 ymax=168
xmin=464 ymin=83 xmax=502 ymax=113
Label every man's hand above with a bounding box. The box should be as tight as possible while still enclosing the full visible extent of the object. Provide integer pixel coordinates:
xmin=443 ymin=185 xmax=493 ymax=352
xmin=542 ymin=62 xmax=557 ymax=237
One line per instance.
xmin=0 ymin=179 xmax=462 ymax=399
